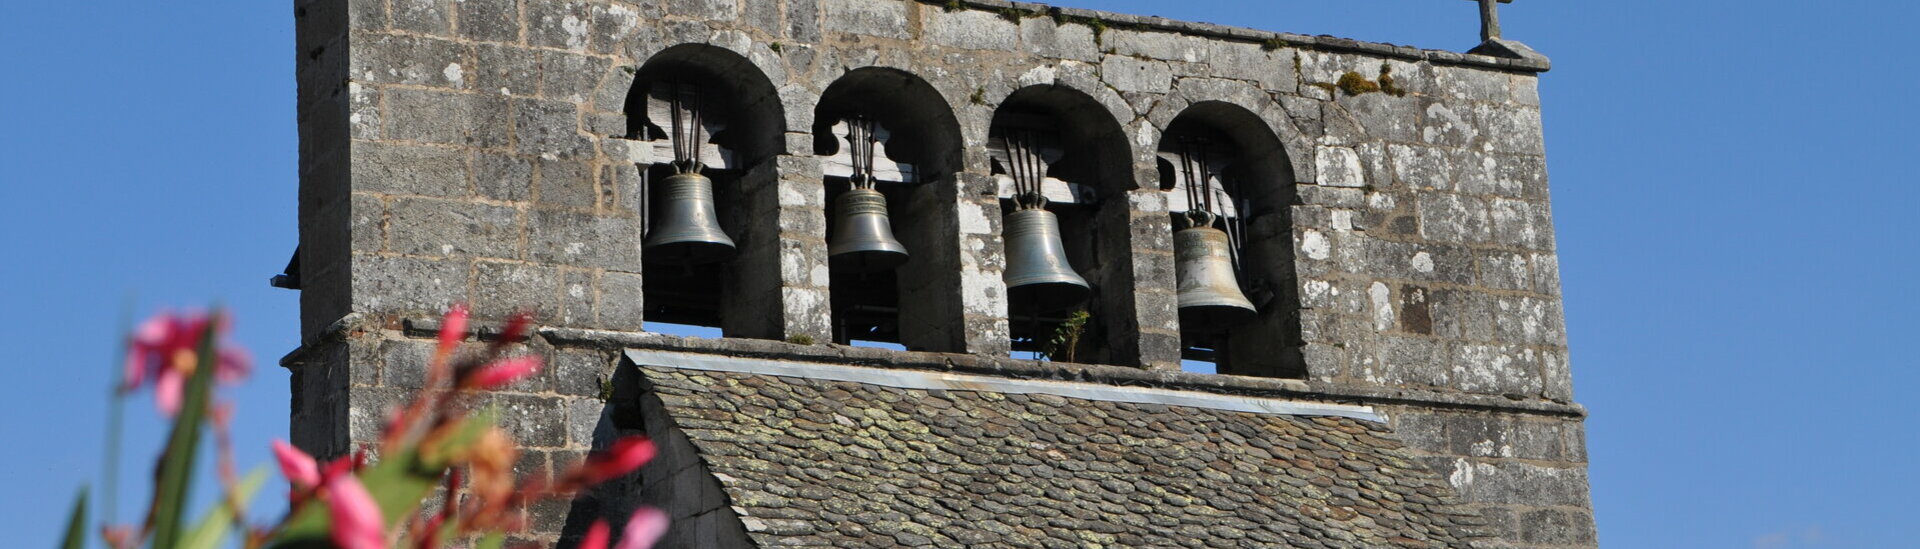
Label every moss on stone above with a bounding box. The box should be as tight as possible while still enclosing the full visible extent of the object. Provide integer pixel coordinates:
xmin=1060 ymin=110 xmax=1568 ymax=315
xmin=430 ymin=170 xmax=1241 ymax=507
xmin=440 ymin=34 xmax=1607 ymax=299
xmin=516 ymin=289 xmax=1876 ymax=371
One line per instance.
xmin=1336 ymin=71 xmax=1380 ymax=96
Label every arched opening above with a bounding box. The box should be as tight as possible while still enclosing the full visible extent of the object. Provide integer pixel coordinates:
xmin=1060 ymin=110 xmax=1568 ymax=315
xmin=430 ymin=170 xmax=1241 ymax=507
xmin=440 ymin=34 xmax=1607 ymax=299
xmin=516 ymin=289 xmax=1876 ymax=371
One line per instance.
xmin=1157 ymin=101 xmax=1303 ymax=377
xmin=627 ymin=44 xmax=784 ymax=339
xmin=813 ymin=68 xmax=966 ymax=352
xmin=989 ymin=85 xmax=1136 ymax=365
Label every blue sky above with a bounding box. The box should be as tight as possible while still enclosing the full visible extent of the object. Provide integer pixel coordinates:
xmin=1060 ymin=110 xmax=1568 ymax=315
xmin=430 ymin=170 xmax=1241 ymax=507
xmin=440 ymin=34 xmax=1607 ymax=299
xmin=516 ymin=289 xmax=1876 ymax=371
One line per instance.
xmin=2 ymin=1 xmax=1914 ymax=547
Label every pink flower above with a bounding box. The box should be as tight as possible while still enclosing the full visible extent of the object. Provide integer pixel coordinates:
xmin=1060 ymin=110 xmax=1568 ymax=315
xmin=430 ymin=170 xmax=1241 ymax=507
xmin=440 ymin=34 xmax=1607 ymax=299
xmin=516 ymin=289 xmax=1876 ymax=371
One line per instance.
xmin=565 ymin=437 xmax=657 ymax=486
xmin=438 ymin=304 xmax=469 ymax=354
xmin=578 ymin=521 xmax=611 ymax=549
xmin=460 ymin=356 xmax=543 ymax=390
xmin=615 ymin=508 xmax=669 ymax=549
xmin=271 ymin=439 xmax=321 ymax=488
xmin=122 ymin=311 xmax=251 ymax=416
xmin=576 ymin=508 xmax=666 ymax=549
xmin=324 ymin=473 xmax=386 ymax=549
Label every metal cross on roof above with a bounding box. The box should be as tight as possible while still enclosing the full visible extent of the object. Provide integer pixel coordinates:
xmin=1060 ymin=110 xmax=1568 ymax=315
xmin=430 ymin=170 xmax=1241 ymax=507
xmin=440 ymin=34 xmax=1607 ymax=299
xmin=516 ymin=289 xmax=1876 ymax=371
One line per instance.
xmin=1469 ymin=0 xmax=1515 ymax=42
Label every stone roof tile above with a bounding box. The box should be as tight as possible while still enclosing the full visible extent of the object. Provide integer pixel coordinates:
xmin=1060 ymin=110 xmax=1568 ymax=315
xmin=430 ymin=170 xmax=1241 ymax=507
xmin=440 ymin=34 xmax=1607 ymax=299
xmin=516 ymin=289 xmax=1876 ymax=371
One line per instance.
xmin=639 ymin=365 xmax=1489 ymax=548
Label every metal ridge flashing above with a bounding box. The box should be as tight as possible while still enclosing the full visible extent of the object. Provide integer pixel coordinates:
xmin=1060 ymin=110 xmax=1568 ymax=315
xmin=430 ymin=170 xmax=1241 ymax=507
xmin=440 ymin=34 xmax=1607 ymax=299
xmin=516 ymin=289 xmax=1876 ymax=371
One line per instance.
xmin=624 ymin=349 xmax=1386 ymax=423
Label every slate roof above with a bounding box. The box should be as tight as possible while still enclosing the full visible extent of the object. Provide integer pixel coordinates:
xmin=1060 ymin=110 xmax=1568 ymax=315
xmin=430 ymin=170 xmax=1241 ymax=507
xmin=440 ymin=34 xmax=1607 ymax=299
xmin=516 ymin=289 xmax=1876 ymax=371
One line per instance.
xmin=638 ymin=365 xmax=1490 ymax=548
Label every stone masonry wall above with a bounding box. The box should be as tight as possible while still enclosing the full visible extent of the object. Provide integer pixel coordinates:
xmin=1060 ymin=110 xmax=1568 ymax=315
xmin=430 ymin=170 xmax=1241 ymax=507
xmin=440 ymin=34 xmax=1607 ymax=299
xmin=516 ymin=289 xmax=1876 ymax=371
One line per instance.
xmin=290 ymin=0 xmax=1592 ymax=546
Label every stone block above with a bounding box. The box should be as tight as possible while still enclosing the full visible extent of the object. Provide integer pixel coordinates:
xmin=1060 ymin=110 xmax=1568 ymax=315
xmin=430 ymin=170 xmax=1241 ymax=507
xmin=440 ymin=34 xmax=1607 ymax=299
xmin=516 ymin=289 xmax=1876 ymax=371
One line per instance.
xmin=1415 ymin=192 xmax=1490 ymax=244
xmin=384 ymin=88 xmax=512 ymax=148
xmin=348 ymin=0 xmax=386 ymax=29
xmin=1419 ymin=101 xmax=1477 ymax=148
xmin=1314 ymin=146 xmax=1365 ymax=188
xmin=1541 ymin=349 xmax=1574 ymax=402
xmin=351 ymin=33 xmax=471 ymax=89
xmin=348 ymin=83 xmax=381 ymax=140
xmin=1444 ymin=414 xmax=1571 ymax=461
xmin=1494 ymin=296 xmax=1563 ymax=346
xmin=1475 ymin=252 xmax=1531 ymax=291
xmin=821 ymin=0 xmax=908 ymax=39
xmin=352 ymin=254 xmax=469 ymax=314
xmin=1474 ymin=104 xmax=1545 ymax=155
xmin=1435 ymin=66 xmax=1509 ymax=104
xmin=1447 ymin=344 xmax=1543 ymax=396
xmin=1488 ymin=198 xmax=1545 ymax=250
xmin=667 ymin=0 xmax=738 ymax=20
xmin=559 ymin=268 xmax=596 ymax=327
xmin=928 ymin=9 xmax=1017 ymax=51
xmin=527 ymin=0 xmax=593 ymax=51
xmin=457 ymin=0 xmax=520 ymax=43
xmin=378 ymin=338 xmax=434 ymax=388
xmin=390 ymin=0 xmax=452 ymax=35
xmin=1456 ymin=461 xmax=1590 ymax=507
xmin=1357 ymin=335 xmax=1447 ymax=388
xmin=600 ymin=270 xmax=646 ymax=330
xmin=528 ymin=209 xmax=643 ymax=270
xmin=1206 ymin=42 xmax=1295 ymax=93
xmin=513 ymin=98 xmax=595 ymax=158
xmin=1521 ymin=508 xmax=1596 ymax=545
xmin=475 ymin=152 xmax=533 ymax=202
xmin=350 ymin=193 xmax=385 ymax=253
xmin=539 ymin=50 xmax=612 ymax=103
xmin=488 ymin=393 xmax=568 ymax=447
xmin=347 ymin=387 xmax=411 ymax=443
xmin=553 ymin=349 xmax=613 ymax=397
xmin=474 ymin=260 xmax=562 ymax=320
xmin=352 ymin=141 xmax=471 ymax=197
xmin=388 ymin=197 xmax=522 ymax=258
xmin=1100 ymin=55 xmax=1173 ymax=94
xmin=1337 ymin=92 xmax=1419 ymax=143
xmin=567 ymin=396 xmax=610 ymax=448
xmin=786 ymin=0 xmax=820 ymax=42
xmin=1020 ymin=17 xmax=1098 ymax=62
xmin=474 ymin=44 xmax=541 ymax=97
xmin=1529 ymin=252 xmax=1561 ymax=296
xmin=1429 ymin=289 xmax=1495 ymax=342
xmin=1106 ymin=29 xmax=1203 ymax=63
xmin=536 ymin=158 xmax=598 ymax=208
xmin=590 ymin=2 xmax=655 ymax=55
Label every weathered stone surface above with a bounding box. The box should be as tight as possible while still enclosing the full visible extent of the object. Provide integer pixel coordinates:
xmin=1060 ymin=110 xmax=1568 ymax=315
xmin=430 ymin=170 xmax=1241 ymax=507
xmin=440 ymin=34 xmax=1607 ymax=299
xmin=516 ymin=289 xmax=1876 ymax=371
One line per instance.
xmin=473 ymin=260 xmax=562 ymax=318
xmin=390 ymin=0 xmax=452 ymax=36
xmin=821 ymin=0 xmax=907 ymax=39
xmin=352 ymin=141 xmax=470 ymax=197
xmin=387 ymin=197 xmax=521 ymax=258
xmin=527 ymin=209 xmax=641 ymax=270
xmin=351 ymin=34 xmax=470 ymax=89
xmin=927 ymin=9 xmax=1018 ymax=51
xmin=382 ymin=88 xmax=511 ymax=147
xmin=457 ymin=0 xmax=520 ymax=43
xmin=350 ymin=254 xmax=466 ymax=313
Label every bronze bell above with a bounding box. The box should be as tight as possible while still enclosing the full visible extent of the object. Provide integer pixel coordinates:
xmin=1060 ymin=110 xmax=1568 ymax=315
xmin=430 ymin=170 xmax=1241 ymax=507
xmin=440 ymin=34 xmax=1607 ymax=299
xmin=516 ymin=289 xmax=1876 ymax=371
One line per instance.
xmin=643 ymin=171 xmax=737 ymax=266
xmin=1174 ymin=225 xmax=1256 ymax=327
xmin=1003 ymin=207 xmax=1091 ymax=313
xmin=828 ymin=187 xmax=910 ymax=273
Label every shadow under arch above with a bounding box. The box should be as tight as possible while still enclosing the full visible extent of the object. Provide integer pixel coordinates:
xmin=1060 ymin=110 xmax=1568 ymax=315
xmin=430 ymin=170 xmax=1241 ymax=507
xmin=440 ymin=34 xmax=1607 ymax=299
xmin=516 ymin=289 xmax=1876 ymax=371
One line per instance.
xmin=1159 ymin=100 xmax=1304 ymax=378
xmin=628 ymin=43 xmax=790 ymax=339
xmin=989 ymin=84 xmax=1144 ymax=366
xmin=812 ymin=67 xmax=970 ymax=352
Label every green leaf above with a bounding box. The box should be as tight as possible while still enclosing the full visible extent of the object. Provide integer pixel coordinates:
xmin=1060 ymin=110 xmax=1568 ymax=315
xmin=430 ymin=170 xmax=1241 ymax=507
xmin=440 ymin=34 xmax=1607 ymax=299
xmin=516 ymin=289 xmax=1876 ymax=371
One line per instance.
xmin=151 ymin=319 xmax=222 ymax=549
xmin=59 ymin=487 xmax=86 ymax=549
xmin=475 ymin=532 xmax=506 ymax=549
xmin=179 ymin=467 xmax=268 ymax=549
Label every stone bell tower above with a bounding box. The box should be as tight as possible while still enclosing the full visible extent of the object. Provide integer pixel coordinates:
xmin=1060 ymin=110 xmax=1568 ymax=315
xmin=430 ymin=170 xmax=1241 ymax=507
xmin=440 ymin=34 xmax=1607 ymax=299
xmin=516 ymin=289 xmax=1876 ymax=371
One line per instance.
xmin=284 ymin=0 xmax=1594 ymax=546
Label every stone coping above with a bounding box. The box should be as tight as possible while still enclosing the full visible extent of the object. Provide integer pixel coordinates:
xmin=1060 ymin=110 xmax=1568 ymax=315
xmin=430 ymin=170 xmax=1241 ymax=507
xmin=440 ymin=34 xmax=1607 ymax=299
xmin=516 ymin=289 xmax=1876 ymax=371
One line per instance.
xmin=934 ymin=0 xmax=1551 ymax=73
xmin=623 ymin=348 xmax=1387 ymax=422
xmin=280 ymin=313 xmax=1585 ymax=418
